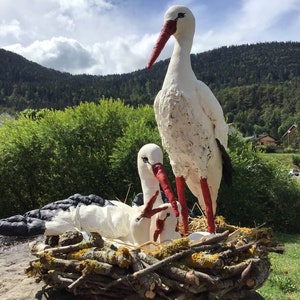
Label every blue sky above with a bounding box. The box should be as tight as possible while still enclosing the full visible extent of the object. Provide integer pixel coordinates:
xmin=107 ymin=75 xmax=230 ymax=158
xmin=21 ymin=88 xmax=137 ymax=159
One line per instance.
xmin=1 ymin=0 xmax=299 ymax=75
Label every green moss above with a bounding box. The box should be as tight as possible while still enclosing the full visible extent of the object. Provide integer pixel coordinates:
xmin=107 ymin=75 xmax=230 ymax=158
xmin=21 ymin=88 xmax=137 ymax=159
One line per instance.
xmin=152 ymin=238 xmax=190 ymax=259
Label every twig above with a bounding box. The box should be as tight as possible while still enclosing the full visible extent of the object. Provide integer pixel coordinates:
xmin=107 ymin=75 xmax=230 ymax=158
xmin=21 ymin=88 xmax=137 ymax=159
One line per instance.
xmin=123 ymin=183 xmax=132 ymax=204
xmin=104 ymin=247 xmax=193 ymax=289
xmin=218 ymin=241 xmax=256 ymax=259
xmin=138 ymin=250 xmax=215 ymax=286
xmin=130 ymin=249 xmax=159 ymax=299
xmin=223 ymin=258 xmax=260 ymax=278
xmin=37 ymin=239 xmax=100 ymax=256
xmin=67 ymin=272 xmax=87 ymax=293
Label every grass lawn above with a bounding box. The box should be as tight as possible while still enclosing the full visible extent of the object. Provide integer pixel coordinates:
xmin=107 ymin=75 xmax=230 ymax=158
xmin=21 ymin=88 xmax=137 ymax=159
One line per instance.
xmin=254 ymin=152 xmax=300 ymax=299
xmin=259 ymin=153 xmax=299 ymax=170
xmin=258 ymin=233 xmax=300 ymax=300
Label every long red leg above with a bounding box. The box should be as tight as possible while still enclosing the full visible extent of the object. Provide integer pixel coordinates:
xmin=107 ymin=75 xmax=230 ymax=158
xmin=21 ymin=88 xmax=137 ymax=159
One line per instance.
xmin=200 ymin=177 xmax=215 ymax=233
xmin=175 ymin=176 xmax=189 ymax=235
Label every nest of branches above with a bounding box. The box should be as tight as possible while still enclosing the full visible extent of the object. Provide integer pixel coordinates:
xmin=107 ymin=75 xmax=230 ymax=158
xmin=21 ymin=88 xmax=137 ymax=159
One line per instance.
xmin=26 ymin=216 xmax=284 ymax=300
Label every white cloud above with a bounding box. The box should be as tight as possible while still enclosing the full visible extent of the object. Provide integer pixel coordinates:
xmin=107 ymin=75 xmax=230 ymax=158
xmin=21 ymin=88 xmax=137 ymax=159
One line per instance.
xmin=51 ymin=0 xmax=113 ymax=16
xmin=1 ymin=0 xmax=300 ymax=75
xmin=0 ymin=20 xmax=22 ymax=40
xmin=234 ymin=0 xmax=300 ymax=38
xmin=193 ymin=0 xmax=300 ymax=53
xmin=5 ymin=37 xmax=97 ymax=74
xmin=4 ymin=33 xmax=161 ymax=75
xmin=87 ymin=33 xmax=171 ymax=75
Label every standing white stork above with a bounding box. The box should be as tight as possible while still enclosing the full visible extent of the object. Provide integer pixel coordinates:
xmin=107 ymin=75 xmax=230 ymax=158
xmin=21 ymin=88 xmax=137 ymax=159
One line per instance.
xmin=147 ymin=5 xmax=232 ymax=235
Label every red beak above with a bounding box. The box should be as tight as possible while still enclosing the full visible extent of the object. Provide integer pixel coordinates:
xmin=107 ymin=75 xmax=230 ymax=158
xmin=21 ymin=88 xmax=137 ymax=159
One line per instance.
xmin=147 ymin=20 xmax=177 ymax=69
xmin=152 ymin=163 xmax=179 ymax=217
xmin=153 ymin=218 xmax=165 ymax=242
xmin=140 ymin=190 xmax=168 ymax=218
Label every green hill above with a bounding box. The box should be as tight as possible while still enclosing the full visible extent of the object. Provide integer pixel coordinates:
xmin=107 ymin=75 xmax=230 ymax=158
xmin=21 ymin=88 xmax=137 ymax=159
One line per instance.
xmin=0 ymin=42 xmax=300 ymax=140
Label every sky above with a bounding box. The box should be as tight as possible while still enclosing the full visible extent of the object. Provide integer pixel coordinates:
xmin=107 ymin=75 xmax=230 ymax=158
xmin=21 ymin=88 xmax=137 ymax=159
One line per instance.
xmin=1 ymin=0 xmax=300 ymax=75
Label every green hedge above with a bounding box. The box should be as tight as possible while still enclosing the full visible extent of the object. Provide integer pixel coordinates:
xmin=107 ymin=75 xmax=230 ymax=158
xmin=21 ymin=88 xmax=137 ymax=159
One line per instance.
xmin=0 ymin=99 xmax=161 ymax=216
xmin=0 ymin=99 xmax=299 ymax=233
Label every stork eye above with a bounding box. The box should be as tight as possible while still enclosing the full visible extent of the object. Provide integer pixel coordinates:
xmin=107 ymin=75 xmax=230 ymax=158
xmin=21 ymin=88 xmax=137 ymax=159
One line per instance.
xmin=142 ymin=157 xmax=149 ymax=164
xmin=175 ymin=12 xmax=185 ymax=21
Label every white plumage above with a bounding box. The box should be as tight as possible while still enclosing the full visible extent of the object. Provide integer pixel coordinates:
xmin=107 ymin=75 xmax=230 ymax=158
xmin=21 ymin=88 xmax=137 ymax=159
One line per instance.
xmin=147 ymin=5 xmax=232 ymax=234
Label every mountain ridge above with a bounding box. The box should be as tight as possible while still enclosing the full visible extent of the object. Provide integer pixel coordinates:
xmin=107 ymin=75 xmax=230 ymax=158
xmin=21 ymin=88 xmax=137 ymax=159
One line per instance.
xmin=1 ymin=41 xmax=299 ymax=138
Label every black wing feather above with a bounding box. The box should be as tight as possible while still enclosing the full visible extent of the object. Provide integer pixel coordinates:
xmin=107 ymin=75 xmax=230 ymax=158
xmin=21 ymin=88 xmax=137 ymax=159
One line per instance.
xmin=216 ymin=138 xmax=233 ymax=186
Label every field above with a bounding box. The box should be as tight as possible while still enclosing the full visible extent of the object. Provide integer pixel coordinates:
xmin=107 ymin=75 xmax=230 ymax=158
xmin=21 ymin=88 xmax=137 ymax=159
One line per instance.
xmin=259 ymin=152 xmax=299 ymax=169
xmin=258 ymin=233 xmax=300 ymax=300
xmin=260 ymin=152 xmax=300 ymax=186
xmin=257 ymin=153 xmax=299 ymax=299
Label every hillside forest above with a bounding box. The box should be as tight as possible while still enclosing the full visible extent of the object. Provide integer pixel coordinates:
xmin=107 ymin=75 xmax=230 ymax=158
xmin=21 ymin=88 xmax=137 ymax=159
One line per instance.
xmin=0 ymin=41 xmax=300 ymax=148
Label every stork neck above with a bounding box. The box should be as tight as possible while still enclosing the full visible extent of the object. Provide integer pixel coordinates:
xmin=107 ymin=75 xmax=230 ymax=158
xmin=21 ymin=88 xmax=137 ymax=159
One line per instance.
xmin=163 ymin=34 xmax=196 ymax=89
xmin=140 ymin=180 xmax=164 ymax=208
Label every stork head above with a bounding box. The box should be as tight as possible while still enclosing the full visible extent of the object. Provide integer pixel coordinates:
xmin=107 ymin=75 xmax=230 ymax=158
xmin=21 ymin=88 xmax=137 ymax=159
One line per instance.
xmin=137 ymin=143 xmax=164 ymax=182
xmin=147 ymin=5 xmax=195 ymax=69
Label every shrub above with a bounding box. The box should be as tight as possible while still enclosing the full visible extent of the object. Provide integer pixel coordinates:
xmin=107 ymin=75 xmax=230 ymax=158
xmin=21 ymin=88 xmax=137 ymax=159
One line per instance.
xmin=108 ymin=105 xmax=162 ymax=201
xmin=292 ymin=155 xmax=300 ymax=167
xmin=218 ymin=133 xmax=300 ymax=233
xmin=0 ymin=99 xmax=137 ymax=216
xmin=284 ymin=147 xmax=297 ymax=153
xmin=265 ymin=144 xmax=277 ymax=153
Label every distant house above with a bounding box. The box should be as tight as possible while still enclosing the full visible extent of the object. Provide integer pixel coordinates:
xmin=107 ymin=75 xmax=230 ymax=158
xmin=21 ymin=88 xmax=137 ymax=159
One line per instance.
xmin=244 ymin=134 xmax=277 ymax=148
xmin=255 ymin=135 xmax=277 ymax=146
xmin=229 ymin=124 xmax=278 ymax=148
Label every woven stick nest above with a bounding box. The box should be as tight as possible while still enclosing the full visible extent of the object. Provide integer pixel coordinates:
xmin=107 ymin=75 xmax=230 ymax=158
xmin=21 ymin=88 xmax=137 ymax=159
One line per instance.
xmin=26 ymin=216 xmax=284 ymax=300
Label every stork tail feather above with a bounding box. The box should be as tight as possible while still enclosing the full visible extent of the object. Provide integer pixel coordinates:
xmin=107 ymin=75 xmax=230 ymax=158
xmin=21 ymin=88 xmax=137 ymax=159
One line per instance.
xmin=216 ymin=138 xmax=233 ymax=186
